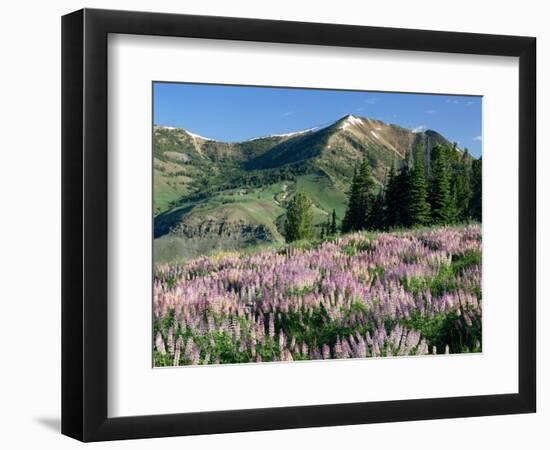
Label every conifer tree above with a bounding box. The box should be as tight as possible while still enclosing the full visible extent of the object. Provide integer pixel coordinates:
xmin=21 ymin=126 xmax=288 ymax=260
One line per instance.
xmin=369 ymin=188 xmax=386 ymax=230
xmin=394 ymin=165 xmax=411 ymax=227
xmin=455 ymin=149 xmax=472 ymax=221
xmin=405 ymin=145 xmax=431 ymax=226
xmin=469 ymin=156 xmax=482 ymax=221
xmin=330 ymin=209 xmax=338 ymax=235
xmin=284 ymin=192 xmax=314 ymax=242
xmin=449 ymin=185 xmax=459 ymax=223
xmin=342 ymin=167 xmax=361 ymax=233
xmin=357 ymin=157 xmax=376 ymax=229
xmin=384 ymin=163 xmax=400 ymax=229
xmin=342 ymin=159 xmax=375 ymax=232
xmin=429 ymin=145 xmax=454 ymax=224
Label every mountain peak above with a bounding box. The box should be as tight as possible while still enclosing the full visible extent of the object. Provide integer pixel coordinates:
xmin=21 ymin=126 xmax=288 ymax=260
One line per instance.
xmin=337 ymin=114 xmax=364 ymax=130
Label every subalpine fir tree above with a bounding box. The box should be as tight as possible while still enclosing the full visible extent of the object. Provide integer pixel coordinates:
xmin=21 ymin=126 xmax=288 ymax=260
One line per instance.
xmin=429 ymin=145 xmax=455 ymax=224
xmin=369 ymin=188 xmax=386 ymax=230
xmin=469 ymin=156 xmax=482 ymax=222
xmin=284 ymin=192 xmax=314 ymax=242
xmin=394 ymin=165 xmax=411 ymax=227
xmin=405 ymin=145 xmax=431 ymax=227
xmin=342 ymin=168 xmax=361 ymax=232
xmin=342 ymin=158 xmax=375 ymax=232
xmin=384 ymin=163 xmax=400 ymax=229
xmin=330 ymin=209 xmax=338 ymax=235
xmin=357 ymin=158 xmax=376 ymax=229
xmin=455 ymin=149 xmax=472 ymax=221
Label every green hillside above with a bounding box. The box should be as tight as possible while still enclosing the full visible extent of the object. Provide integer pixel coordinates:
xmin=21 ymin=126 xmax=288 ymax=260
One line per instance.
xmin=153 ymin=115 xmax=461 ymax=262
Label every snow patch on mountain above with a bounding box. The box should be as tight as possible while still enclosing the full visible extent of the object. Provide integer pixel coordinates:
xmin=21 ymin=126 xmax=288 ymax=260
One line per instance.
xmin=247 ymin=127 xmax=318 ymax=141
xmin=155 ymin=125 xmax=216 ymax=141
xmin=186 ymin=130 xmax=215 ymax=141
xmin=340 ymin=114 xmax=363 ymax=131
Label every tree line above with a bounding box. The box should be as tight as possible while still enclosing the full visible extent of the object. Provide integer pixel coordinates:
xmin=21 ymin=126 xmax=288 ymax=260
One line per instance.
xmin=283 ymin=143 xmax=481 ymax=243
xmin=342 ymin=144 xmax=481 ymax=233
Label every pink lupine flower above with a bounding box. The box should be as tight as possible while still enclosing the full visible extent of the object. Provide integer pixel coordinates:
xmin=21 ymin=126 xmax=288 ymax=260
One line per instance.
xmin=281 ymin=349 xmax=293 ymax=362
xmin=167 ymin=327 xmax=174 ymax=355
xmin=191 ymin=348 xmax=200 ymax=365
xmin=334 ymin=336 xmax=343 ymax=359
xmin=184 ymin=337 xmax=194 ymax=362
xmin=278 ymin=330 xmax=285 ymax=351
xmin=417 ymin=339 xmax=428 ymax=356
xmin=268 ymin=314 xmax=275 ymax=338
xmin=155 ymin=332 xmax=166 ymax=355
xmin=153 ymin=225 xmax=481 ymax=366
xmin=173 ymin=336 xmax=182 ymax=366
xmin=355 ymin=340 xmax=367 ymax=358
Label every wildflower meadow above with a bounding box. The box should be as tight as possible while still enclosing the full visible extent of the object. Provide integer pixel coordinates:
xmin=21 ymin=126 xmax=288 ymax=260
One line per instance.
xmin=153 ymin=225 xmax=482 ymax=366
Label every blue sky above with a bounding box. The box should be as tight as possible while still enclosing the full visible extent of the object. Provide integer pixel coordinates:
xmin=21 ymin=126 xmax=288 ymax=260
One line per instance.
xmin=153 ymin=82 xmax=482 ymax=157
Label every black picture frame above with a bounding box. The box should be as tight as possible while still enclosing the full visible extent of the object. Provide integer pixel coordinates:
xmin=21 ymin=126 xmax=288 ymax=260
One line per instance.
xmin=62 ymin=8 xmax=536 ymax=442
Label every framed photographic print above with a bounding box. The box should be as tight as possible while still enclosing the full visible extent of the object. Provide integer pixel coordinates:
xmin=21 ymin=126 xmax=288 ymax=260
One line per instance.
xmin=62 ymin=8 xmax=536 ymax=442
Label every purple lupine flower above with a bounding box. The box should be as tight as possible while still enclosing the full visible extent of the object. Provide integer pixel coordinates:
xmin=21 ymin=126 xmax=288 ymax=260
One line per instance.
xmin=334 ymin=336 xmax=343 ymax=359
xmin=173 ymin=336 xmax=182 ymax=366
xmin=167 ymin=326 xmax=174 ymax=355
xmin=268 ymin=314 xmax=275 ymax=338
xmin=155 ymin=332 xmax=166 ymax=355
xmin=153 ymin=225 xmax=481 ymax=366
xmin=281 ymin=349 xmax=294 ymax=362
xmin=278 ymin=329 xmax=285 ymax=351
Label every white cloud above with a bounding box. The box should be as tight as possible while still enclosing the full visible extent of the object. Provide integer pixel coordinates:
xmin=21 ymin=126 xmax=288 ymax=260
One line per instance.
xmin=411 ymin=124 xmax=427 ymax=133
xmin=473 ymin=135 xmax=482 ymax=141
xmin=467 ymin=101 xmax=475 ymax=106
xmin=364 ymin=97 xmax=377 ymax=105
xmin=424 ymin=109 xmax=436 ymax=114
xmin=282 ymin=111 xmax=295 ymax=117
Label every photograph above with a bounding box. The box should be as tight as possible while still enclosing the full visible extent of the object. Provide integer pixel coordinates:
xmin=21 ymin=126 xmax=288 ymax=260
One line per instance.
xmin=152 ymin=83 xmax=483 ymax=367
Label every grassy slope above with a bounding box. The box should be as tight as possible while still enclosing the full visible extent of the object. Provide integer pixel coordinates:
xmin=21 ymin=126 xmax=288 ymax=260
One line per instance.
xmin=295 ymin=174 xmax=348 ymax=220
xmin=152 ymin=123 xmax=464 ymax=263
